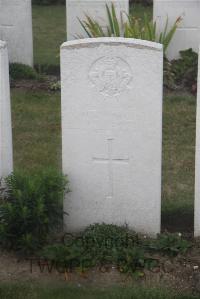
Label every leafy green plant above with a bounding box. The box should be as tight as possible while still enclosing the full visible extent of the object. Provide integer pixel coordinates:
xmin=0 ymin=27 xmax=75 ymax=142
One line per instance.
xmin=81 ymin=223 xmax=139 ymax=250
xmin=0 ymin=170 xmax=68 ymax=254
xmin=125 ymin=14 xmax=180 ymax=53
xmin=79 ymin=3 xmax=181 ymax=53
xmin=9 ymin=63 xmax=39 ymax=80
xmin=145 ymin=233 xmax=191 ymax=256
xmin=171 ymin=48 xmax=198 ymax=91
xmin=42 ymin=243 xmax=92 ymax=273
xmin=116 ymin=246 xmax=158 ymax=277
xmin=42 ymin=224 xmax=158 ymax=275
xmin=163 ymin=48 xmax=198 ymax=92
xmin=42 ymin=225 xmax=191 ymax=277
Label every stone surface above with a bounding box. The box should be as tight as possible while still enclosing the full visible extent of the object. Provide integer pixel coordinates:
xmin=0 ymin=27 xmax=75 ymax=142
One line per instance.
xmin=66 ymin=0 xmax=129 ymax=40
xmin=61 ymin=37 xmax=163 ymax=235
xmin=0 ymin=0 xmax=33 ymax=66
xmin=153 ymin=0 xmax=200 ymax=60
xmin=0 ymin=41 xmax=13 ymax=177
xmin=195 ymin=48 xmax=200 ymax=237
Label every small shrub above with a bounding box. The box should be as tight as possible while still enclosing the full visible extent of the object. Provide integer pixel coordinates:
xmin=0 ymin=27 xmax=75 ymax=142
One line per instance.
xmin=42 ymin=224 xmax=154 ymax=275
xmin=9 ymin=63 xmax=39 ymax=80
xmin=163 ymin=49 xmax=198 ymax=92
xmin=171 ymin=48 xmax=198 ymax=92
xmin=0 ymin=170 xmax=68 ymax=254
xmin=145 ymin=233 xmax=191 ymax=256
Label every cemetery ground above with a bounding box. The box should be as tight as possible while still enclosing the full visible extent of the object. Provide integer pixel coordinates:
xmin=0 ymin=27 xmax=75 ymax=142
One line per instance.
xmin=11 ymin=86 xmax=195 ymax=232
xmin=0 ymin=3 xmax=199 ymax=298
xmin=31 ymin=2 xmax=194 ymax=232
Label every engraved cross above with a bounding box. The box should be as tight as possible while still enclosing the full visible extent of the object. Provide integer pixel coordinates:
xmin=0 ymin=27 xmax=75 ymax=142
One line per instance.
xmin=93 ymin=138 xmax=129 ymax=199
xmin=0 ymin=24 xmax=14 ymax=29
xmin=0 ymin=24 xmax=14 ymax=39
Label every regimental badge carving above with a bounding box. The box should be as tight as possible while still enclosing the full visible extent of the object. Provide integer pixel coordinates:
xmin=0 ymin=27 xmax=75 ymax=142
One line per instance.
xmin=89 ymin=56 xmax=133 ymax=96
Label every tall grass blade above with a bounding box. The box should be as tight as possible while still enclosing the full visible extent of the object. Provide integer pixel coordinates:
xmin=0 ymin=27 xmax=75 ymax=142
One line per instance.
xmin=106 ymin=4 xmax=114 ymax=35
xmin=111 ymin=3 xmax=120 ymax=36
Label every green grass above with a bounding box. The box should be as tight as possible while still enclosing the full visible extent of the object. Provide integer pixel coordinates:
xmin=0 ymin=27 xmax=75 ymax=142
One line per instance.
xmin=11 ymin=89 xmax=61 ymax=172
xmin=162 ymin=93 xmax=196 ymax=230
xmin=163 ymin=93 xmax=196 ymax=205
xmin=130 ymin=3 xmax=153 ymax=19
xmin=32 ymin=5 xmax=66 ymax=65
xmin=0 ymin=284 xmax=198 ymax=299
xmin=32 ymin=4 xmax=153 ymax=66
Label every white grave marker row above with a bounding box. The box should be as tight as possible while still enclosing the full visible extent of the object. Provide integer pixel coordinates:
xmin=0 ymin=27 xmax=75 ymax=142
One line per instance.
xmin=195 ymin=48 xmax=200 ymax=237
xmin=0 ymin=0 xmax=33 ymax=66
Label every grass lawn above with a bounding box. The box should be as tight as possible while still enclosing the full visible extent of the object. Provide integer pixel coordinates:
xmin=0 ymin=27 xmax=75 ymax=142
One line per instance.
xmin=162 ymin=93 xmax=196 ymax=231
xmin=0 ymin=284 xmax=198 ymax=299
xmin=11 ymin=89 xmax=61 ymax=172
xmin=130 ymin=3 xmax=153 ymax=19
xmin=32 ymin=5 xmax=66 ymax=65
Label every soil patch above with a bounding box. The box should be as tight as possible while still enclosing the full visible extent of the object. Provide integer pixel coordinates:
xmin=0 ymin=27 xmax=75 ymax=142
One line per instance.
xmin=1 ymin=247 xmax=200 ymax=294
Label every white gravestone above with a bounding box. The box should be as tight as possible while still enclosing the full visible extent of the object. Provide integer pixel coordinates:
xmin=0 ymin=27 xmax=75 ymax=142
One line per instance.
xmin=153 ymin=0 xmax=200 ymax=60
xmin=0 ymin=41 xmax=13 ymax=177
xmin=61 ymin=38 xmax=163 ymax=235
xmin=0 ymin=0 xmax=33 ymax=66
xmin=194 ymin=48 xmax=200 ymax=237
xmin=66 ymin=0 xmax=129 ymax=40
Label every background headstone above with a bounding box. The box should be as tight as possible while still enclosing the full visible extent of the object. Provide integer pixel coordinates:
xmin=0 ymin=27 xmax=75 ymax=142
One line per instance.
xmin=153 ymin=0 xmax=200 ymax=60
xmin=66 ymin=0 xmax=129 ymax=40
xmin=61 ymin=37 xmax=163 ymax=235
xmin=0 ymin=41 xmax=13 ymax=177
xmin=0 ymin=0 xmax=33 ymax=66
xmin=195 ymin=48 xmax=200 ymax=237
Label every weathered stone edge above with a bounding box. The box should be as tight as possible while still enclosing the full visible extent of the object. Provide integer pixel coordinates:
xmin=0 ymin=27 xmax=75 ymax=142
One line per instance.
xmin=61 ymin=37 xmax=163 ymax=51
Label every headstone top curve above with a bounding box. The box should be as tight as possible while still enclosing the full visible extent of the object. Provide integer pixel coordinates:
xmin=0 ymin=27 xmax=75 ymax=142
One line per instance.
xmin=61 ymin=37 xmax=163 ymax=51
